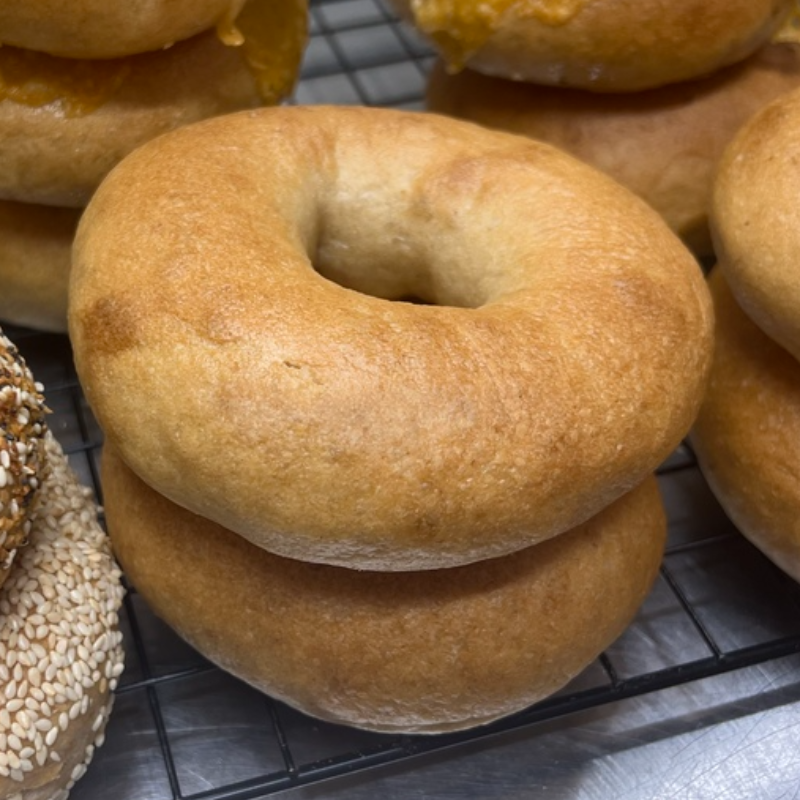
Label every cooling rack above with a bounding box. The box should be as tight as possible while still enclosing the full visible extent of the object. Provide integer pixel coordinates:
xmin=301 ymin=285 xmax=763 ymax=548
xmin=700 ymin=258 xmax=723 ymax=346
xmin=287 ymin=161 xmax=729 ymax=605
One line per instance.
xmin=8 ymin=1 xmax=800 ymax=797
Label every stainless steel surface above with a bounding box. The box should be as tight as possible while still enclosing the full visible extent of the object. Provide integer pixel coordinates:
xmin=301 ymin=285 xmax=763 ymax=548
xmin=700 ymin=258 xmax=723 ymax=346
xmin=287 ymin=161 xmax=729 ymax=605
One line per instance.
xmin=8 ymin=2 xmax=800 ymax=797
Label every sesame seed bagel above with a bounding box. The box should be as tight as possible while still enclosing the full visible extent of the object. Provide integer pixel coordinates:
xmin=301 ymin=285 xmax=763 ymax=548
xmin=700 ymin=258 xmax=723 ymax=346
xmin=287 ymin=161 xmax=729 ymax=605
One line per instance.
xmin=0 ymin=432 xmax=125 ymax=797
xmin=391 ymin=0 xmax=793 ymax=92
xmin=0 ymin=0 xmax=247 ymax=58
xmin=692 ymin=269 xmax=800 ymax=583
xmin=0 ymin=0 xmax=308 ymax=209
xmin=0 ymin=330 xmax=47 ymax=588
xmin=0 ymin=201 xmax=79 ymax=334
xmin=69 ymin=106 xmax=713 ymax=571
xmin=103 ymin=443 xmax=665 ymax=734
xmin=712 ymin=84 xmax=800 ymax=363
xmin=426 ymin=43 xmax=800 ymax=258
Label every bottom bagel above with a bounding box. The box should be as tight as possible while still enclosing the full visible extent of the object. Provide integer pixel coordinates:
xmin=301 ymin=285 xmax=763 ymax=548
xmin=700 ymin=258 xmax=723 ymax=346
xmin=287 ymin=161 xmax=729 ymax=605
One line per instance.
xmin=692 ymin=269 xmax=800 ymax=583
xmin=0 ymin=432 xmax=125 ymax=798
xmin=0 ymin=200 xmax=80 ymax=333
xmin=103 ymin=445 xmax=666 ymax=734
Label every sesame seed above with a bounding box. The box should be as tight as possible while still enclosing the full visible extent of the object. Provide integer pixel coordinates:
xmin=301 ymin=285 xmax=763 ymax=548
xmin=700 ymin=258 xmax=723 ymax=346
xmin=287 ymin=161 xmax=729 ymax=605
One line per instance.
xmin=0 ymin=428 xmax=124 ymax=795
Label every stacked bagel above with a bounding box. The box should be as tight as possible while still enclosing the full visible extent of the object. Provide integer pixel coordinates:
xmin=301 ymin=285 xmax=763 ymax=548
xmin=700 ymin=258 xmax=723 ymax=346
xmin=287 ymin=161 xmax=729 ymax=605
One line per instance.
xmin=692 ymin=86 xmax=800 ymax=584
xmin=68 ymin=105 xmax=714 ymax=733
xmin=0 ymin=328 xmax=125 ymax=798
xmin=0 ymin=0 xmax=307 ymax=333
xmin=413 ymin=0 xmax=800 ymax=258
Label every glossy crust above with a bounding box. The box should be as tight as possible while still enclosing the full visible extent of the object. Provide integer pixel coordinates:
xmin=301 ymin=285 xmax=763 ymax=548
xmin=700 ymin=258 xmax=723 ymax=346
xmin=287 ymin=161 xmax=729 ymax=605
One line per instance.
xmin=712 ymin=84 xmax=800 ymax=362
xmin=392 ymin=0 xmax=793 ymax=91
xmin=692 ymin=270 xmax=800 ymax=583
xmin=103 ymin=444 xmax=666 ymax=734
xmin=427 ymin=44 xmax=800 ymax=257
xmin=69 ymin=106 xmax=713 ymax=571
xmin=0 ymin=0 xmax=247 ymax=58
xmin=0 ymin=201 xmax=80 ymax=333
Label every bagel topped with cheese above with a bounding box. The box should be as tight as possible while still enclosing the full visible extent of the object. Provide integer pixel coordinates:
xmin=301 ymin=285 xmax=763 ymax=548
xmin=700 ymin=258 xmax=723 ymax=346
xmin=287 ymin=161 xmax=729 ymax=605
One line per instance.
xmin=392 ymin=0 xmax=794 ymax=91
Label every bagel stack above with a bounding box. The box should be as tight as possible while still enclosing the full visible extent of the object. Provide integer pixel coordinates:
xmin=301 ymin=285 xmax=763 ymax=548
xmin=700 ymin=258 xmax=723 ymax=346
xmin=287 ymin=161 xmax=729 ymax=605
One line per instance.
xmin=0 ymin=327 xmax=125 ymax=798
xmin=692 ymin=86 xmax=800 ymax=584
xmin=415 ymin=0 xmax=800 ymax=258
xmin=68 ymin=105 xmax=714 ymax=733
xmin=0 ymin=0 xmax=308 ymax=333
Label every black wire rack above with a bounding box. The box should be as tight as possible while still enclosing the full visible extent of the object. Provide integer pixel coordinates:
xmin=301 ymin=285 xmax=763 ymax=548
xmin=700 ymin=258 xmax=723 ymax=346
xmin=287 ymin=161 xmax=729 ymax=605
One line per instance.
xmin=7 ymin=1 xmax=800 ymax=797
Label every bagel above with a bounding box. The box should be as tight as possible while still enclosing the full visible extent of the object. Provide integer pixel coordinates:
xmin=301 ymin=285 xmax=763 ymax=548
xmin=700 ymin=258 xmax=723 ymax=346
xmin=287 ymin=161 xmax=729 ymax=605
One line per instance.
xmin=0 ymin=0 xmax=307 ymax=207
xmin=712 ymin=84 xmax=800 ymax=363
xmin=0 ymin=201 xmax=79 ymax=333
xmin=0 ymin=432 xmax=125 ymax=797
xmin=69 ymin=106 xmax=713 ymax=571
xmin=0 ymin=0 xmax=250 ymax=59
xmin=426 ymin=43 xmax=800 ymax=257
xmin=0 ymin=330 xmax=47 ymax=588
xmin=103 ymin=443 xmax=666 ymax=734
xmin=692 ymin=270 xmax=800 ymax=583
xmin=391 ymin=0 xmax=794 ymax=91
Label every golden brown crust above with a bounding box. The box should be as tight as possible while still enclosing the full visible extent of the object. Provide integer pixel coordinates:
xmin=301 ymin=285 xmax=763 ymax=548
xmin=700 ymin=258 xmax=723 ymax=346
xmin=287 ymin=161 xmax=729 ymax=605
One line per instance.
xmin=103 ymin=443 xmax=665 ymax=734
xmin=0 ymin=201 xmax=80 ymax=333
xmin=69 ymin=105 xmax=713 ymax=571
xmin=0 ymin=29 xmax=264 ymax=208
xmin=393 ymin=0 xmax=793 ymax=91
xmin=691 ymin=270 xmax=800 ymax=583
xmin=0 ymin=0 xmax=247 ymax=58
xmin=427 ymin=43 xmax=800 ymax=257
xmin=712 ymin=84 xmax=800 ymax=363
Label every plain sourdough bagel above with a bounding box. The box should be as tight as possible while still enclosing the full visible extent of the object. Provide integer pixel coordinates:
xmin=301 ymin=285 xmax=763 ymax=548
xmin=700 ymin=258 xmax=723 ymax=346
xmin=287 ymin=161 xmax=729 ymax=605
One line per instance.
xmin=391 ymin=0 xmax=794 ymax=91
xmin=0 ymin=0 xmax=307 ymax=208
xmin=103 ymin=443 xmax=666 ymax=734
xmin=0 ymin=330 xmax=47 ymax=588
xmin=426 ymin=43 xmax=800 ymax=257
xmin=69 ymin=106 xmax=713 ymax=571
xmin=691 ymin=270 xmax=800 ymax=583
xmin=0 ymin=201 xmax=79 ymax=333
xmin=0 ymin=0 xmax=250 ymax=59
xmin=712 ymin=84 xmax=800 ymax=363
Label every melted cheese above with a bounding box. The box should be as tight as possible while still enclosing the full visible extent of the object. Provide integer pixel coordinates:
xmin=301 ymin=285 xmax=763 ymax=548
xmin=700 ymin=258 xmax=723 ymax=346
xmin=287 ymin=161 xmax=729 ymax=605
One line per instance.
xmin=410 ymin=0 xmax=585 ymax=69
xmin=217 ymin=0 xmax=308 ymax=105
xmin=0 ymin=45 xmax=131 ymax=117
xmin=0 ymin=0 xmax=308 ymax=118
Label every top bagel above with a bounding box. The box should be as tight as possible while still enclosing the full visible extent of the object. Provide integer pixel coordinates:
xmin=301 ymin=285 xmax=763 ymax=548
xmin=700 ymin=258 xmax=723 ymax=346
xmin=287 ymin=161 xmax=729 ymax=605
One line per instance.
xmin=712 ymin=84 xmax=800 ymax=363
xmin=0 ymin=0 xmax=251 ymax=58
xmin=391 ymin=0 xmax=794 ymax=91
xmin=69 ymin=106 xmax=713 ymax=571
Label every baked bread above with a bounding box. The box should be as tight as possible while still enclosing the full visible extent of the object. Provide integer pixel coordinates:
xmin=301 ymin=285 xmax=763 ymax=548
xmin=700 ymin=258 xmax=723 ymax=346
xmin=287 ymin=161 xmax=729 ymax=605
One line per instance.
xmin=0 ymin=201 xmax=79 ymax=333
xmin=0 ymin=330 xmax=47 ymax=587
xmin=69 ymin=106 xmax=713 ymax=570
xmin=391 ymin=0 xmax=793 ymax=91
xmin=692 ymin=269 xmax=800 ymax=583
xmin=0 ymin=0 xmax=307 ymax=207
xmin=426 ymin=43 xmax=800 ymax=256
xmin=103 ymin=443 xmax=666 ymax=735
xmin=712 ymin=83 xmax=800 ymax=363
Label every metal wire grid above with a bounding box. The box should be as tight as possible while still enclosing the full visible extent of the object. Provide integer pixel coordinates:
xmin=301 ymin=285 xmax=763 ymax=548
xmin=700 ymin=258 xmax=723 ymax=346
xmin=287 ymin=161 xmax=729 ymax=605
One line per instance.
xmin=5 ymin=1 xmax=800 ymax=796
